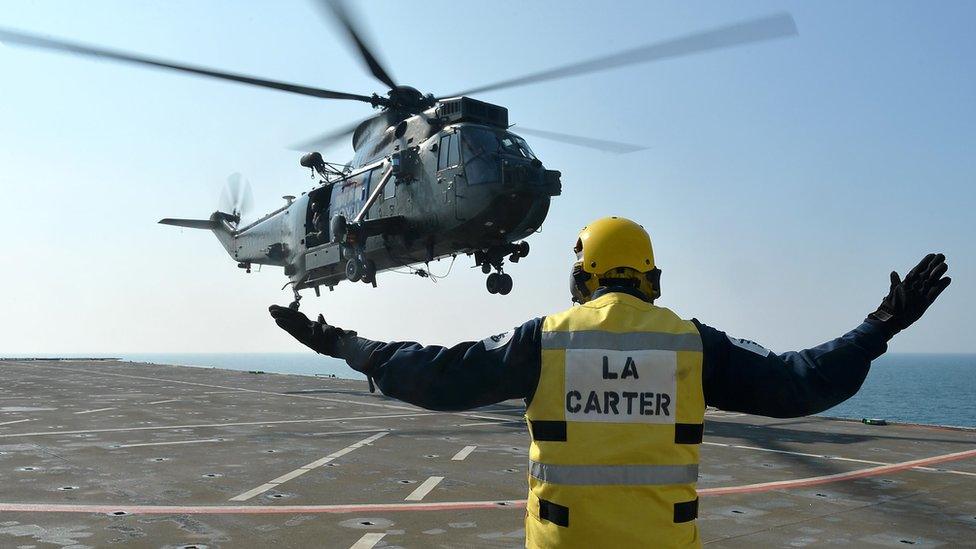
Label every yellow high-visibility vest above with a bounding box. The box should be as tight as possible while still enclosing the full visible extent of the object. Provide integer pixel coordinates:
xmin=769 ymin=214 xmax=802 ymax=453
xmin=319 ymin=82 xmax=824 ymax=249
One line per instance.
xmin=525 ymin=291 xmax=705 ymax=548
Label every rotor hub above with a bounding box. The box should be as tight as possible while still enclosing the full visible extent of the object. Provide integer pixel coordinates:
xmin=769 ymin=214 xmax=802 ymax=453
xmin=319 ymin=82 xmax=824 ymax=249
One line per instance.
xmin=372 ymin=85 xmax=435 ymax=112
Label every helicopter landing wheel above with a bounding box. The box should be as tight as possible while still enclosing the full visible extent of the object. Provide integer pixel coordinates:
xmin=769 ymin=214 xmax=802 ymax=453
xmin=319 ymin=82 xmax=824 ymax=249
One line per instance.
xmin=486 ymin=272 xmax=512 ymax=295
xmin=345 ymin=258 xmax=363 ymax=282
xmin=486 ymin=272 xmax=501 ymax=294
xmin=362 ymin=259 xmax=377 ymax=286
xmin=497 ymin=273 xmax=513 ymax=295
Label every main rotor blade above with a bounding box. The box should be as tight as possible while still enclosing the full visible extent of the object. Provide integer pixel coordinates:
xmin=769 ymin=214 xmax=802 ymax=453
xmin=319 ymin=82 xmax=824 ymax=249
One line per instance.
xmin=513 ymin=127 xmax=648 ymax=154
xmin=442 ymin=13 xmax=797 ymax=97
xmin=0 ymin=27 xmax=374 ymax=103
xmin=319 ymin=0 xmax=397 ymax=90
xmin=289 ymin=118 xmax=367 ymax=152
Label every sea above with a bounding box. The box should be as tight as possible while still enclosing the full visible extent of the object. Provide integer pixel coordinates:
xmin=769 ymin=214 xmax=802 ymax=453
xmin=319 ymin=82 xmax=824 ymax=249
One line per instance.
xmin=7 ymin=352 xmax=975 ymax=429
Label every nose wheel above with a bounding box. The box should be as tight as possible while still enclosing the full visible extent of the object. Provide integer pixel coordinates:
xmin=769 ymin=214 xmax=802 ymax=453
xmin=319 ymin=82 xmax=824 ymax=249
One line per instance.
xmin=486 ymin=272 xmax=513 ymax=295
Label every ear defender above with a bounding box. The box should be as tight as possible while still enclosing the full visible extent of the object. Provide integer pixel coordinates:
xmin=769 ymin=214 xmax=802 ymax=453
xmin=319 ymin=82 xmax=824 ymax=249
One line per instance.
xmin=645 ymin=268 xmax=662 ymax=301
xmin=571 ymin=262 xmax=593 ymax=304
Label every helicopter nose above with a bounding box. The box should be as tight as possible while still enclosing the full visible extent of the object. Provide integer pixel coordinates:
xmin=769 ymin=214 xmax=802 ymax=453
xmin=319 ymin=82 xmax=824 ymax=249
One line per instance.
xmin=544 ymin=169 xmax=562 ymax=196
xmin=498 ymin=159 xmax=561 ymax=197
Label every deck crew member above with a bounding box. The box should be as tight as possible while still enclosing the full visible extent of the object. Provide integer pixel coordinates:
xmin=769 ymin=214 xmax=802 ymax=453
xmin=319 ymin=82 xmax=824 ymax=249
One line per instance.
xmin=270 ymin=216 xmax=951 ymax=548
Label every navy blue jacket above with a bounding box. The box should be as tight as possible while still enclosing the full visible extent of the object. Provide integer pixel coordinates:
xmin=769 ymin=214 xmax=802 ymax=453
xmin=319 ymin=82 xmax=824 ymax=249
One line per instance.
xmin=338 ymin=291 xmax=890 ymax=418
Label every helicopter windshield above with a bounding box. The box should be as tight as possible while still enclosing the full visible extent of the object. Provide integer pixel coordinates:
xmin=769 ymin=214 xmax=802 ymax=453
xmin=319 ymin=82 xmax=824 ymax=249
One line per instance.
xmin=460 ymin=127 xmax=536 ymax=160
xmin=500 ymin=134 xmax=535 ymax=159
xmin=459 ymin=126 xmax=538 ymax=185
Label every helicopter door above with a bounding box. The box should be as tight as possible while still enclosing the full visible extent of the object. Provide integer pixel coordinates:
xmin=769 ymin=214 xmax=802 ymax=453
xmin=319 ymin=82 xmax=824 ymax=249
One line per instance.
xmin=305 ymin=185 xmax=332 ymax=247
xmin=435 ymin=131 xmax=464 ymax=221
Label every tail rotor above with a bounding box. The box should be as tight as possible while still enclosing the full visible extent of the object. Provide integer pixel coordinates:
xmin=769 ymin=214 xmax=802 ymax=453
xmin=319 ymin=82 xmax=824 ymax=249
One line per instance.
xmin=219 ymin=172 xmax=254 ymax=224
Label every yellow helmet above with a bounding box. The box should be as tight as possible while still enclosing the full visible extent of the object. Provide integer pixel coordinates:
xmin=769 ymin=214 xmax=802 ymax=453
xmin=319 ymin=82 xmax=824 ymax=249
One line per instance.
xmin=570 ymin=216 xmax=661 ymax=304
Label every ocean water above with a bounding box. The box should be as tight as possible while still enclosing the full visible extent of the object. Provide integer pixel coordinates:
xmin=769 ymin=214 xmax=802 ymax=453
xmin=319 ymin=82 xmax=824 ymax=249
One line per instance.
xmin=9 ymin=352 xmax=974 ymax=428
xmin=120 ymin=352 xmax=361 ymax=380
xmin=821 ymin=353 xmax=975 ymax=428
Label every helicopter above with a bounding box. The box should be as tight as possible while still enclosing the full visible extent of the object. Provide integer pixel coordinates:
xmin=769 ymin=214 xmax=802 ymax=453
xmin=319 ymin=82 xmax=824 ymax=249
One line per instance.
xmin=0 ymin=3 xmax=797 ymax=309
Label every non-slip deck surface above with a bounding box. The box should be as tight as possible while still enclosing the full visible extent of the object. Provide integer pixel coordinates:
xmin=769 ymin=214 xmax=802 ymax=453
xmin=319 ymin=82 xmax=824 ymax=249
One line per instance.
xmin=0 ymin=359 xmax=973 ymax=548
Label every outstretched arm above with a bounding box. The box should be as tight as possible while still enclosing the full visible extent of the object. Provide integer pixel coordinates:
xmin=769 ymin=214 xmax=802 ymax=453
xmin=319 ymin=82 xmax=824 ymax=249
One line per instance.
xmin=700 ymin=254 xmax=951 ymax=418
xmin=337 ymin=321 xmax=542 ymax=411
xmin=698 ymin=320 xmax=887 ymax=417
xmin=269 ymin=305 xmax=542 ymax=412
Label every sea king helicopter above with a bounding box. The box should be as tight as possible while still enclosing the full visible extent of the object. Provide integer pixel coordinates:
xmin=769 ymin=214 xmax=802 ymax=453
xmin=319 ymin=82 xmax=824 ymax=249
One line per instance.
xmin=0 ymin=3 xmax=796 ymax=308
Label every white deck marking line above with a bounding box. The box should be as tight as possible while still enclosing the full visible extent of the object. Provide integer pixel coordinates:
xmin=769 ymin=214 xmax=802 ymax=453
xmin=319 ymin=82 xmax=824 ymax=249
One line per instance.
xmin=703 ymin=441 xmax=976 ymax=477
xmin=0 ymin=418 xmax=34 ymax=426
xmin=349 ymin=532 xmax=386 ymax=549
xmin=481 ymin=406 xmax=525 ymax=412
xmin=456 ymin=420 xmax=523 ymax=427
xmin=705 ymin=410 xmax=745 ymax=418
xmin=0 ymin=412 xmax=436 ymax=439
xmin=913 ymin=466 xmax=976 ymax=477
xmin=74 ymin=407 xmax=116 ymax=415
xmin=4 ymin=362 xmax=520 ymax=424
xmin=0 ymin=499 xmax=524 ymax=514
xmin=148 ymin=399 xmax=179 ymax=405
xmin=6 ymin=361 xmax=417 ymax=411
xmin=305 ymin=428 xmax=392 ymax=436
xmin=229 ymin=431 xmax=389 ymax=501
xmin=700 ymin=447 xmax=976 ymax=495
xmin=452 ymin=446 xmax=477 ymax=461
xmin=404 ymin=476 xmax=444 ymax=501
xmin=460 ymin=413 xmax=520 ymax=422
xmin=231 ymin=483 xmax=278 ymax=501
xmin=114 ymin=438 xmax=225 ymax=448
xmin=0 ymin=446 xmax=974 ymax=515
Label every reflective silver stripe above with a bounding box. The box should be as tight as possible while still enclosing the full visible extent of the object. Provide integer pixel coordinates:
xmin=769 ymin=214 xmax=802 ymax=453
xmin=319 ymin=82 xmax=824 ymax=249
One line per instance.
xmin=541 ymin=331 xmax=702 ymax=352
xmin=530 ymin=460 xmax=699 ymax=486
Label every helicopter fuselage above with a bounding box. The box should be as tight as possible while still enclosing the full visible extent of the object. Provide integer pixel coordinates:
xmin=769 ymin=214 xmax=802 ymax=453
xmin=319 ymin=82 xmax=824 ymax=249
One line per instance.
xmin=4 ymin=6 xmax=794 ymax=303
xmin=215 ymin=97 xmax=561 ymax=296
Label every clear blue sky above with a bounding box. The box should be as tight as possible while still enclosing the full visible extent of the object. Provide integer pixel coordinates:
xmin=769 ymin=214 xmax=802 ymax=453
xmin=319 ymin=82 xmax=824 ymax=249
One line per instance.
xmin=0 ymin=0 xmax=972 ymax=354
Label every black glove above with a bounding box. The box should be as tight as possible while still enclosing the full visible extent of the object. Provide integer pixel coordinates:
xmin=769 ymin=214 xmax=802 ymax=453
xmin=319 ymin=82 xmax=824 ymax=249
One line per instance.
xmin=867 ymin=253 xmax=951 ymax=336
xmin=269 ymin=305 xmax=355 ymax=358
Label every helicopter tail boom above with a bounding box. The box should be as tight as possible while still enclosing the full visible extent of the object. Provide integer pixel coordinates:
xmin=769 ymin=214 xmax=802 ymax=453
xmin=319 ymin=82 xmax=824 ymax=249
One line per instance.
xmin=158 ymin=217 xmax=218 ymax=230
xmin=159 ymin=211 xmax=239 ymax=261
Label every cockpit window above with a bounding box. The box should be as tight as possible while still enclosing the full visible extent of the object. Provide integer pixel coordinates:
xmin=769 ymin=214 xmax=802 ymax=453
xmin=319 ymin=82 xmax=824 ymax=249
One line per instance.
xmin=460 ymin=127 xmax=536 ymax=161
xmin=437 ymin=133 xmax=460 ymax=170
xmin=499 ymin=135 xmax=535 ymax=159
xmin=514 ymin=135 xmax=535 ymax=158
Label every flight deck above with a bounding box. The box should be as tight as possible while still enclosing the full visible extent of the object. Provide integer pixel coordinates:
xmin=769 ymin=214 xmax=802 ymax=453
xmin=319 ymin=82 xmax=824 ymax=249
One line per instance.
xmin=0 ymin=359 xmax=973 ymax=548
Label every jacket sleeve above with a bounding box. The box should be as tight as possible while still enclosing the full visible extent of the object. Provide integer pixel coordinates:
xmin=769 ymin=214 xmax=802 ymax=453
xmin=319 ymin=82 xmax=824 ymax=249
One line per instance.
xmin=696 ymin=319 xmax=890 ymax=418
xmin=333 ymin=317 xmax=544 ymax=411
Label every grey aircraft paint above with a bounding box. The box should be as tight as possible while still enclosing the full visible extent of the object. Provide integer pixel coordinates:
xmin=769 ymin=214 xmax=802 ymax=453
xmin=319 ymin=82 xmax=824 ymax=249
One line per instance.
xmin=0 ymin=4 xmax=797 ymax=306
